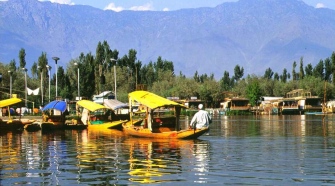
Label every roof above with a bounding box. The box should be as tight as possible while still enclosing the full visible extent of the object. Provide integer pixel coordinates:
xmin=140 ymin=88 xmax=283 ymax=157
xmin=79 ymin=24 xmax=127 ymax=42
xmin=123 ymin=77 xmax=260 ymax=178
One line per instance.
xmin=93 ymin=91 xmax=113 ymax=100
xmin=77 ymin=100 xmax=108 ymax=112
xmin=128 ymin=90 xmax=186 ymax=109
xmin=104 ymin=99 xmax=128 ymax=110
xmin=42 ymin=100 xmax=67 ymax=112
xmin=0 ymin=98 xmax=22 ymax=108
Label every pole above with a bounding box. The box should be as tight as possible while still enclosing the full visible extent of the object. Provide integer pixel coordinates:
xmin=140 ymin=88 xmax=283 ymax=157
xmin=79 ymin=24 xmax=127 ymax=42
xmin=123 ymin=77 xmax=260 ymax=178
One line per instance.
xmin=78 ymin=67 xmax=80 ymax=99
xmin=52 ymin=57 xmax=59 ymax=98
xmin=56 ymin=62 xmax=58 ymax=98
xmin=46 ymin=65 xmax=51 ymax=102
xmin=8 ymin=71 xmax=12 ymax=98
xmin=23 ymin=68 xmax=27 ymax=107
xmin=110 ymin=58 xmax=117 ymax=100
xmin=40 ymin=68 xmax=43 ymax=106
xmin=114 ymin=64 xmax=117 ymax=100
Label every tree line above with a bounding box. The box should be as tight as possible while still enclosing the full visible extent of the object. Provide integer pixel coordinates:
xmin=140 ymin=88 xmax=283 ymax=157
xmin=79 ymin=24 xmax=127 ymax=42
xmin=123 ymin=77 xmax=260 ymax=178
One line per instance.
xmin=0 ymin=40 xmax=334 ymax=108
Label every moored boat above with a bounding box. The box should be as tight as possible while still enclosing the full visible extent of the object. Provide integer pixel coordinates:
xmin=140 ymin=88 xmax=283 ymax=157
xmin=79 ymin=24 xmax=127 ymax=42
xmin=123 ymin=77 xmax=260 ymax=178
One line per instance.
xmin=123 ymin=90 xmax=209 ymax=139
xmin=0 ymin=98 xmax=25 ymax=131
xmin=41 ymin=100 xmax=68 ymax=130
xmin=24 ymin=122 xmax=41 ymax=132
xmin=76 ymin=100 xmax=128 ymax=130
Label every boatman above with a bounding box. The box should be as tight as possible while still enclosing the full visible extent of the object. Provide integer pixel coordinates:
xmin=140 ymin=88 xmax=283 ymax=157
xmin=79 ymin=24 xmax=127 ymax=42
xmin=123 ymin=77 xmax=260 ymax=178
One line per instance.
xmin=189 ymin=104 xmax=212 ymax=129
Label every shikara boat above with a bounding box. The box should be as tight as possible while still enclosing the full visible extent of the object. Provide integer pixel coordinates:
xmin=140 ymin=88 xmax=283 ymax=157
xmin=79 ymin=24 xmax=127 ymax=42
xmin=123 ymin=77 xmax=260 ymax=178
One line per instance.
xmin=123 ymin=90 xmax=209 ymax=139
xmin=24 ymin=122 xmax=41 ymax=132
xmin=77 ymin=100 xmax=128 ymax=130
xmin=103 ymin=99 xmax=130 ymax=120
xmin=0 ymin=98 xmax=26 ymax=131
xmin=41 ymin=100 xmax=68 ymax=130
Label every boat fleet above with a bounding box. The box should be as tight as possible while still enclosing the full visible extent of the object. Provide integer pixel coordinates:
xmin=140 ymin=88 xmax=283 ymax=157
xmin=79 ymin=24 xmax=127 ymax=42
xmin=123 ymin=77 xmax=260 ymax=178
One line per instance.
xmin=0 ymin=90 xmax=209 ymax=139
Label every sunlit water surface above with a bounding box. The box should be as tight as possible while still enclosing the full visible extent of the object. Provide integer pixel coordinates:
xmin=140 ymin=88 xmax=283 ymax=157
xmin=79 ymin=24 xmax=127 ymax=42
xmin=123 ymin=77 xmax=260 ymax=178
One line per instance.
xmin=1 ymin=115 xmax=335 ymax=185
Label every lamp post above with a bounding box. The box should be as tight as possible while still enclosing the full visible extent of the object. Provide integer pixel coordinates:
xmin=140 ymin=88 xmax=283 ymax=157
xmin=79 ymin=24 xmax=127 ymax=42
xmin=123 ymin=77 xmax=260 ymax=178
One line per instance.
xmin=8 ymin=70 xmax=12 ymax=98
xmin=22 ymin=68 xmax=27 ymax=107
xmin=52 ymin=56 xmax=59 ymax=98
xmin=38 ymin=66 xmax=43 ymax=106
xmin=46 ymin=65 xmax=51 ymax=102
xmin=110 ymin=58 xmax=117 ymax=100
xmin=74 ymin=62 xmax=80 ymax=100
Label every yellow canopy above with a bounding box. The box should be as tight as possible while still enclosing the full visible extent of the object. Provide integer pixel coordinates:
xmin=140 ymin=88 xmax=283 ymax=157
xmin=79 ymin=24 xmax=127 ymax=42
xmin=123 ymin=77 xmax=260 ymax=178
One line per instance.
xmin=128 ymin=91 xmax=185 ymax=109
xmin=0 ymin=98 xmax=22 ymax=108
xmin=77 ymin=100 xmax=108 ymax=112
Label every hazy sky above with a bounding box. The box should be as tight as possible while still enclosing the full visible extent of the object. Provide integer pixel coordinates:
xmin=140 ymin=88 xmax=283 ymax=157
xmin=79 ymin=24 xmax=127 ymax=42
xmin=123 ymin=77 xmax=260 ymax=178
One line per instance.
xmin=37 ymin=0 xmax=335 ymax=11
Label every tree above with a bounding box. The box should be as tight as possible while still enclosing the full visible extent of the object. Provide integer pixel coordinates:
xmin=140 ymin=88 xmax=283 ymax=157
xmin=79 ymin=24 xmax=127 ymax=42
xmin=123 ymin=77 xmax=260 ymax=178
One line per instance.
xmin=299 ymin=57 xmax=304 ymax=80
xmin=324 ymin=57 xmax=332 ymax=82
xmin=274 ymin=72 xmax=279 ymax=81
xmin=31 ymin=62 xmax=38 ymax=78
xmin=313 ymin=60 xmax=324 ymax=79
xmin=331 ymin=52 xmax=335 ymax=84
xmin=263 ymin=67 xmax=274 ymax=79
xmin=234 ymin=65 xmax=244 ymax=81
xmin=246 ymin=80 xmax=262 ymax=106
xmin=193 ymin=71 xmax=199 ymax=82
xmin=292 ymin=61 xmax=297 ymax=80
xmin=19 ymin=48 xmax=26 ymax=68
xmin=95 ymin=41 xmax=104 ymax=94
xmin=305 ymin=63 xmax=313 ymax=77
xmin=9 ymin=59 xmax=16 ymax=72
xmin=79 ymin=53 xmax=96 ymax=98
xmin=280 ymin=68 xmax=288 ymax=83
xmin=220 ymin=71 xmax=231 ymax=91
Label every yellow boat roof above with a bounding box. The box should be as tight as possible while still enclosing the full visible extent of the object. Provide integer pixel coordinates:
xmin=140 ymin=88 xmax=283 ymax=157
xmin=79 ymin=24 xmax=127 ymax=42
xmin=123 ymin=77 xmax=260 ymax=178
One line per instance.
xmin=0 ymin=98 xmax=22 ymax=108
xmin=77 ymin=100 xmax=108 ymax=111
xmin=128 ymin=91 xmax=185 ymax=109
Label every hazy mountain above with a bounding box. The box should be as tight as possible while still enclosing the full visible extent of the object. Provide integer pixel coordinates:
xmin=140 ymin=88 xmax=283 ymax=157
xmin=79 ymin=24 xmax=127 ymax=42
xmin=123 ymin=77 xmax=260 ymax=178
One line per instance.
xmin=0 ymin=0 xmax=334 ymax=78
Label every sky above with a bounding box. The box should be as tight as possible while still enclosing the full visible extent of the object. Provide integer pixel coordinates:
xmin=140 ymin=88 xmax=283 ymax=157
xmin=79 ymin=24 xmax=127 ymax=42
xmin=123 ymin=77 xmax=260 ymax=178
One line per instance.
xmin=35 ymin=0 xmax=335 ymax=12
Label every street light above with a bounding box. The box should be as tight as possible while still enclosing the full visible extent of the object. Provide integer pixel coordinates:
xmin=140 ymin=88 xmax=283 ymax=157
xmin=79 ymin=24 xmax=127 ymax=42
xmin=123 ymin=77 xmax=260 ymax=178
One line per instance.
xmin=52 ymin=56 xmax=59 ymax=98
xmin=46 ymin=65 xmax=51 ymax=102
xmin=74 ymin=62 xmax=80 ymax=100
xmin=22 ymin=68 xmax=28 ymax=107
xmin=38 ymin=66 xmax=43 ymax=106
xmin=110 ymin=58 xmax=117 ymax=100
xmin=8 ymin=70 xmax=12 ymax=98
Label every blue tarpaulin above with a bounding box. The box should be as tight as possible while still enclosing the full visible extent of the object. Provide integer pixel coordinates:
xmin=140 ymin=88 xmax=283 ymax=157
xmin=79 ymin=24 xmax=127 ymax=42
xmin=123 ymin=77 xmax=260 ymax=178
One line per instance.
xmin=42 ymin=100 xmax=67 ymax=112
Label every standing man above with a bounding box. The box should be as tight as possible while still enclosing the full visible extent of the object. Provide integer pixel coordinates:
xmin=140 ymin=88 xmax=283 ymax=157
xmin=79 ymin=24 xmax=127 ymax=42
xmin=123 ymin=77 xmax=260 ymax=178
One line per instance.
xmin=190 ymin=104 xmax=212 ymax=129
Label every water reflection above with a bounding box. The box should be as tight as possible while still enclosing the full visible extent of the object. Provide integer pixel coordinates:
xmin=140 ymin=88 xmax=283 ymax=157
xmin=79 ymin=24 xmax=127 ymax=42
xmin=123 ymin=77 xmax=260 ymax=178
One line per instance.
xmin=1 ymin=115 xmax=335 ymax=185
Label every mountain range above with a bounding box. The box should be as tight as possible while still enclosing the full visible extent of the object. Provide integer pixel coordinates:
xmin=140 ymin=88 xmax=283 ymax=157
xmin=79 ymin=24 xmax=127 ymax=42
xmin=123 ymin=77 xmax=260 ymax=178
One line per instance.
xmin=0 ymin=0 xmax=334 ymax=79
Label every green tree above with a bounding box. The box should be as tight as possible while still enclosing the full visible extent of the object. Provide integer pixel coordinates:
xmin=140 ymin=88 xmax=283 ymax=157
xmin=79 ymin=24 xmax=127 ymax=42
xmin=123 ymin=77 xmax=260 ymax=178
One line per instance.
xmin=234 ymin=65 xmax=244 ymax=81
xmin=305 ymin=63 xmax=313 ymax=77
xmin=313 ymin=59 xmax=324 ymax=79
xmin=331 ymin=52 xmax=335 ymax=84
xmin=263 ymin=67 xmax=274 ymax=79
xmin=324 ymin=57 xmax=332 ymax=82
xmin=95 ymin=41 xmax=104 ymax=94
xmin=31 ymin=62 xmax=38 ymax=78
xmin=19 ymin=48 xmax=26 ymax=69
xmin=292 ymin=61 xmax=297 ymax=80
xmin=193 ymin=71 xmax=199 ymax=82
xmin=280 ymin=68 xmax=288 ymax=83
xmin=9 ymin=59 xmax=16 ymax=72
xmin=274 ymin=72 xmax=279 ymax=81
xmin=299 ymin=57 xmax=304 ymax=80
xmin=246 ymin=79 xmax=262 ymax=106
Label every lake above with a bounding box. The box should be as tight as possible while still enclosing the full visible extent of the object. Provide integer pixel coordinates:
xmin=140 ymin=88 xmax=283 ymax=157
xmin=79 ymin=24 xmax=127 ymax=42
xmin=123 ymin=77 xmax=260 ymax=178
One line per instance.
xmin=1 ymin=114 xmax=335 ymax=185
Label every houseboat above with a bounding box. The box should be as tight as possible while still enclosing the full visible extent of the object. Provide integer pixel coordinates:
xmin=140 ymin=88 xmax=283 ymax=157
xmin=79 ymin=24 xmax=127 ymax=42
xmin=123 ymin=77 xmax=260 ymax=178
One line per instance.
xmin=220 ymin=92 xmax=250 ymax=115
xmin=278 ymin=89 xmax=322 ymax=115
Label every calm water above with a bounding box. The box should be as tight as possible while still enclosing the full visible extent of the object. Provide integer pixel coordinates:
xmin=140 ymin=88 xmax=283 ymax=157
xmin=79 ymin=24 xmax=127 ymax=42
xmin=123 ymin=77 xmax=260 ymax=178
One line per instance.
xmin=1 ymin=115 xmax=335 ymax=185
